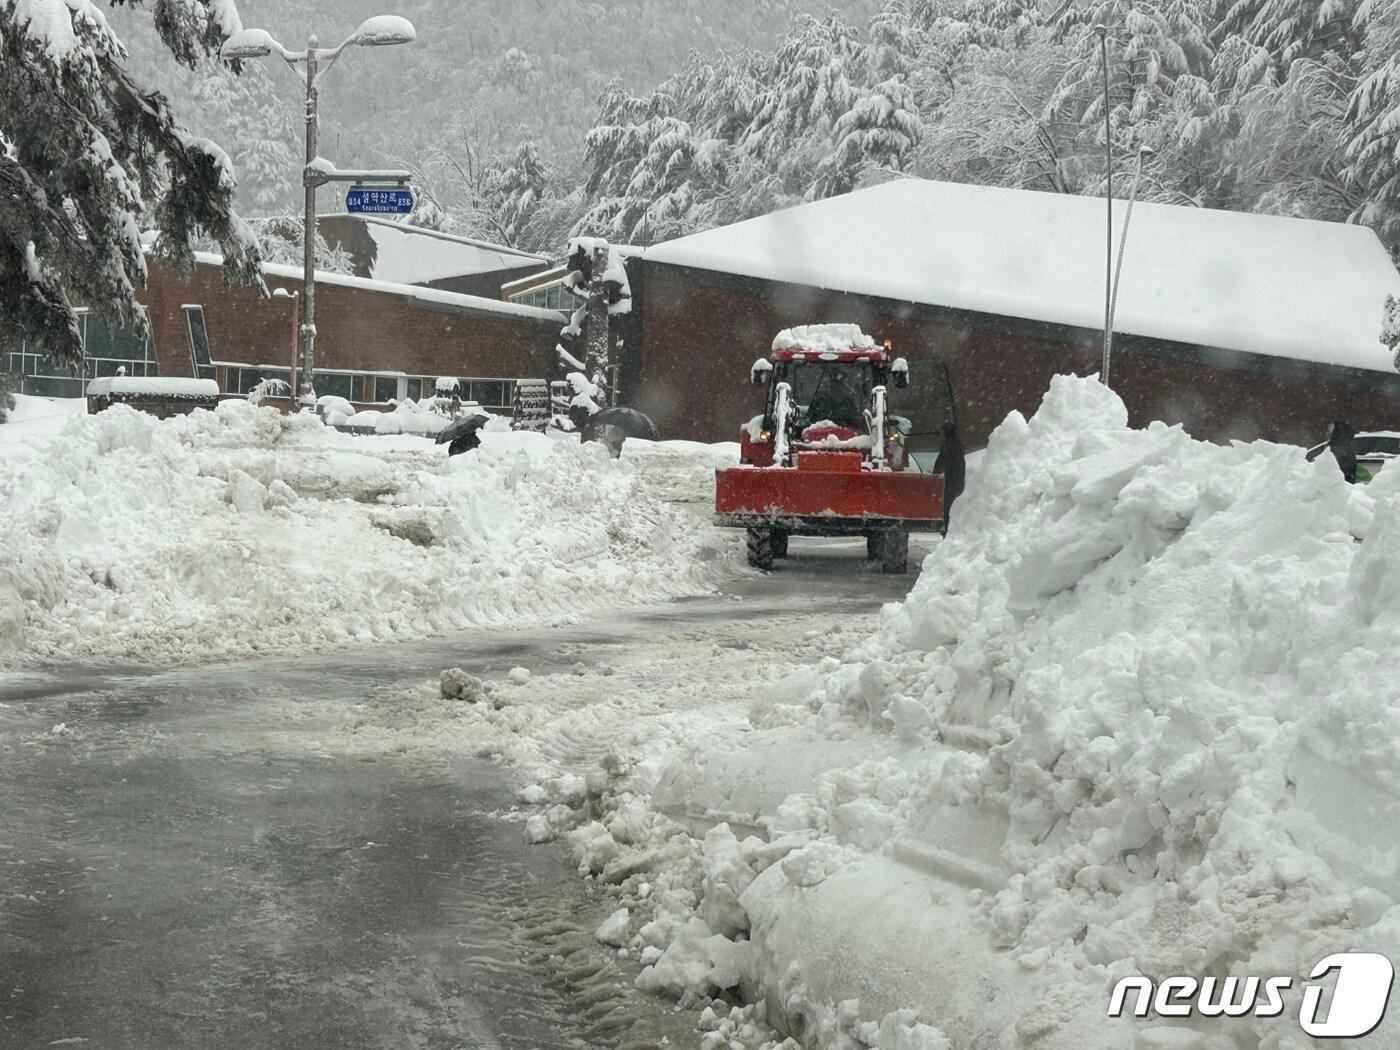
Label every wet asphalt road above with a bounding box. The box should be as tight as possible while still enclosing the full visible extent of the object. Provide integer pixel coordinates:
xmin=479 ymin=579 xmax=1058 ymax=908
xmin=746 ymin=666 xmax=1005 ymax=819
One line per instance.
xmin=0 ymin=537 xmax=925 ymax=1050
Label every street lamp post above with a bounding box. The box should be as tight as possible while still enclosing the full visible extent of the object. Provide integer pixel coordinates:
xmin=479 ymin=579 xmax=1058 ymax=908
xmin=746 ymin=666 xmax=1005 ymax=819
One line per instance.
xmin=222 ymin=17 xmax=417 ymax=409
xmin=1102 ymin=145 xmax=1153 ymax=389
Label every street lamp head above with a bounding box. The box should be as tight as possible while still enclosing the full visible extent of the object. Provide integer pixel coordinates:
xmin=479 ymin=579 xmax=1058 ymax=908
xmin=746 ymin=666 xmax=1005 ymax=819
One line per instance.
xmin=221 ymin=27 xmax=279 ymax=60
xmin=347 ymin=15 xmax=417 ymax=48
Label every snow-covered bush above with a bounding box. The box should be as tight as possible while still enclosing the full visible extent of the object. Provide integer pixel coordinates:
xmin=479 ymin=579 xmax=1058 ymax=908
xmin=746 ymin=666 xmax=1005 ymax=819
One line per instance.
xmin=246 ymin=377 xmax=289 ymax=407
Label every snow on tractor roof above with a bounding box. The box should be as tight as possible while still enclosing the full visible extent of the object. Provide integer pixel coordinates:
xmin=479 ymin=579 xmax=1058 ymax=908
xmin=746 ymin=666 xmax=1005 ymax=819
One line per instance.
xmin=772 ymin=324 xmax=876 ymax=353
xmin=646 ymin=179 xmax=1400 ymax=374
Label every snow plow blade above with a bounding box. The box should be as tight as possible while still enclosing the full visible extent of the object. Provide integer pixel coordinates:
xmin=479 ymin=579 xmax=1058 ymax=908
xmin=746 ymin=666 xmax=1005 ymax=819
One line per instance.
xmin=714 ymin=463 xmax=943 ymax=533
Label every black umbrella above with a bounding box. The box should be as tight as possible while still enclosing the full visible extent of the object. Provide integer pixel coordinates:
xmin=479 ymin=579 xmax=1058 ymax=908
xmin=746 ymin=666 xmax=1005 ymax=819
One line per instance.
xmin=434 ymin=411 xmax=491 ymax=446
xmin=583 ymin=406 xmax=658 ymax=442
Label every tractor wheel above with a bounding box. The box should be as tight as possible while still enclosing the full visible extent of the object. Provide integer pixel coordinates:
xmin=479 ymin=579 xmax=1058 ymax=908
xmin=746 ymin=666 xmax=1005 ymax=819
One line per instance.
xmin=865 ymin=533 xmax=881 ymax=561
xmin=772 ymin=530 xmax=790 ymax=559
xmin=880 ymin=530 xmax=910 ymax=574
xmin=746 ymin=527 xmax=775 ymax=571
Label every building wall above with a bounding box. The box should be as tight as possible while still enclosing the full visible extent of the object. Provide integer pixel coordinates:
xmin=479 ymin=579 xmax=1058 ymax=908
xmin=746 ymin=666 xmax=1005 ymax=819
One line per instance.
xmin=142 ymin=260 xmax=562 ymax=402
xmin=632 ymin=262 xmax=1400 ymax=447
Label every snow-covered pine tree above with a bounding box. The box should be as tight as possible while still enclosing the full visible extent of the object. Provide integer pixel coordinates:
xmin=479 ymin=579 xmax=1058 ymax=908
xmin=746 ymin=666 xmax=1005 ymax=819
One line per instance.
xmin=865 ymin=3 xmax=919 ymax=80
xmin=743 ymin=15 xmax=866 ymax=195
xmin=913 ymin=32 xmax=1076 ymax=193
xmin=576 ymin=82 xmax=729 ymax=242
xmin=0 ymin=0 xmax=261 ymax=372
xmin=578 ymin=84 xmax=684 ymax=240
xmin=208 ymin=64 xmax=296 ymax=214
xmin=484 ymin=142 xmax=548 ymax=248
xmin=1217 ymin=0 xmax=1364 ymax=72
xmin=1047 ymin=0 xmax=1222 ymax=200
xmin=244 ymin=217 xmax=353 ymax=275
xmin=1344 ymin=0 xmax=1400 ymax=247
xmin=826 ymin=75 xmax=922 ymax=195
xmin=406 ymin=189 xmax=449 ymax=231
xmin=1225 ymin=56 xmax=1355 ymax=221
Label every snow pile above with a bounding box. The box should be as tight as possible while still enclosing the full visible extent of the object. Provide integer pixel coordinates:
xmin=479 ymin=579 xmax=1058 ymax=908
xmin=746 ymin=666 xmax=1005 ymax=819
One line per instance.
xmin=526 ymin=375 xmax=1400 ymax=1048
xmin=771 ymin=324 xmax=875 ymax=353
xmin=331 ymin=398 xmax=501 ymax=437
xmin=830 ymin=375 xmax=1400 ymax=960
xmin=0 ymin=394 xmax=86 ymax=441
xmin=366 ymin=398 xmax=453 ymax=436
xmin=0 ymin=401 xmax=737 ymax=667
xmin=783 ymin=376 xmax=1400 ymax=1042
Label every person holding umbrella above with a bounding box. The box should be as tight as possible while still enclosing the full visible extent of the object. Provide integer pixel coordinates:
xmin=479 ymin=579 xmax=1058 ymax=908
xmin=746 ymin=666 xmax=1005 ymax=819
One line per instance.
xmin=435 ymin=409 xmax=492 ymax=457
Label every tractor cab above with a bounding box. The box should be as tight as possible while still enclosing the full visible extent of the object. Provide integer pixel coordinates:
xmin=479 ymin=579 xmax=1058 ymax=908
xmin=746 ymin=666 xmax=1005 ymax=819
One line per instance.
xmin=743 ymin=327 xmax=911 ymax=468
xmin=771 ymin=358 xmax=882 ymax=431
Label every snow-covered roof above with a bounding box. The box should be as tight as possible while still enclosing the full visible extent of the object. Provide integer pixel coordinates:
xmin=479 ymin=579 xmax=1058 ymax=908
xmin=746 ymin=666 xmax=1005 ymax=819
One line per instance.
xmin=643 ymin=179 xmax=1400 ymax=374
xmin=319 ymin=214 xmax=549 ymax=286
xmin=188 ymin=251 xmax=566 ymax=323
xmin=88 ymin=377 xmax=220 ymax=399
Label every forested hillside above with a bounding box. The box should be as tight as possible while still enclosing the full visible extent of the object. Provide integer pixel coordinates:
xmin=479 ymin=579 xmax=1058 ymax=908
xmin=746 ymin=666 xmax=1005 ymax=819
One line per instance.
xmin=104 ymin=0 xmax=879 ymax=223
xmin=107 ymin=0 xmax=1400 ymax=258
xmin=567 ymin=0 xmax=1400 ymax=255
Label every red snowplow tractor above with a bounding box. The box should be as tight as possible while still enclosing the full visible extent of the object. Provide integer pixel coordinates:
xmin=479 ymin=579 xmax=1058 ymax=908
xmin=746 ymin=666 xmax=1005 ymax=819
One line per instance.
xmin=714 ymin=324 xmax=948 ymax=574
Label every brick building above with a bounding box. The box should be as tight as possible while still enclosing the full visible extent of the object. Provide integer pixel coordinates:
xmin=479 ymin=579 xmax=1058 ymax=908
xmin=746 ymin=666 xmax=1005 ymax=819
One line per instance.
xmin=630 ymin=179 xmax=1400 ymax=448
xmin=7 ymin=225 xmax=566 ymax=414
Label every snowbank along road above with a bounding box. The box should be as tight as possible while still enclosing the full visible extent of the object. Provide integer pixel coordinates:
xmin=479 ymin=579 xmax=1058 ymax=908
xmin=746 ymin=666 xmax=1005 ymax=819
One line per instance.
xmin=0 ymin=397 xmax=740 ymax=669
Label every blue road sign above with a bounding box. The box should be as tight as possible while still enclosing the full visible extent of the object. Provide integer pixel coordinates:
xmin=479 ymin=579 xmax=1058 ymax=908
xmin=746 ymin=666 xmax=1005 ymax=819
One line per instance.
xmin=346 ymin=186 xmax=415 ymax=215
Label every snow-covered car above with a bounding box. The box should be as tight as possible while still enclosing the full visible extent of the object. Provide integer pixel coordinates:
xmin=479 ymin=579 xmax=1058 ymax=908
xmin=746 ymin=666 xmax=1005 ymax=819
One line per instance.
xmin=1305 ymin=431 xmax=1400 ymax=481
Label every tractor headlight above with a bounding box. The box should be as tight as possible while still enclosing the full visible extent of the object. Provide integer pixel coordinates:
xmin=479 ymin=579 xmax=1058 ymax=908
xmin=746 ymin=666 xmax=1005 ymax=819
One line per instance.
xmin=759 ymin=428 xmax=773 ymax=443
xmin=886 ymin=427 xmax=904 ymax=444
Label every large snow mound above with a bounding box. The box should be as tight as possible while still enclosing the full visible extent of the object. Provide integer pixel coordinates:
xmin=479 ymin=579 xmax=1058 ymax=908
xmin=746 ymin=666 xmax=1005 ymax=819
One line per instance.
xmin=529 ymin=375 xmax=1400 ymax=1048
xmin=780 ymin=374 xmax=1400 ymax=1041
xmin=0 ymin=401 xmax=736 ymax=667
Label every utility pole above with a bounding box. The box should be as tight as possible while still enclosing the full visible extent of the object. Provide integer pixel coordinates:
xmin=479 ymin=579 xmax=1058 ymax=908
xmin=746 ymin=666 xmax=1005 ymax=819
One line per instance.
xmin=1097 ymin=24 xmax=1113 ymax=386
